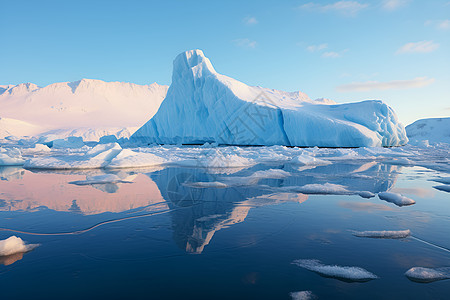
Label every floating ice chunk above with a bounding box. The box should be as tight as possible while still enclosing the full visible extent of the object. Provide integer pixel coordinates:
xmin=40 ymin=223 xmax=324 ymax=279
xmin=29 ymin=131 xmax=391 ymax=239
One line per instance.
xmin=290 ymin=291 xmax=315 ymax=300
xmin=292 ymin=259 xmax=378 ymax=282
xmin=291 ymin=154 xmax=331 ymax=166
xmin=358 ymin=191 xmax=376 ymax=198
xmin=352 ymin=229 xmax=410 ymax=239
xmin=433 ymin=185 xmax=450 ymax=193
xmin=69 ymin=174 xmax=131 ymax=185
xmin=106 ymin=149 xmax=166 ymax=169
xmin=30 ymin=143 xmax=51 ymax=152
xmin=188 ymin=181 xmax=228 ymax=188
xmin=405 ymin=267 xmax=450 ymax=283
xmin=378 ymin=192 xmax=415 ymax=206
xmin=24 ymin=143 xmax=123 ymax=169
xmin=0 ymin=236 xmax=39 ymax=256
xmin=0 ymin=152 xmax=25 ymax=166
xmin=292 ymin=183 xmax=351 ymax=195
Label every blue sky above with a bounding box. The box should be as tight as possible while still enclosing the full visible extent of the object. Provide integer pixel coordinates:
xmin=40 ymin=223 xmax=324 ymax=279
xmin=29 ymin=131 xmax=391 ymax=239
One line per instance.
xmin=1 ymin=0 xmax=449 ymax=124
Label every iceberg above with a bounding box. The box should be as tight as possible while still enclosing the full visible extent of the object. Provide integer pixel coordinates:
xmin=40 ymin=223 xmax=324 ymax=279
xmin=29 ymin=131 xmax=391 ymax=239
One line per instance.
xmin=406 ymin=117 xmax=450 ymax=145
xmin=131 ymin=50 xmax=408 ymax=147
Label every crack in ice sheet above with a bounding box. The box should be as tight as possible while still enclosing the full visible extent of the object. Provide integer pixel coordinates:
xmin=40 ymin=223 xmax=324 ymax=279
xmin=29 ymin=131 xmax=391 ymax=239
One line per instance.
xmin=0 ymin=209 xmax=174 ymax=236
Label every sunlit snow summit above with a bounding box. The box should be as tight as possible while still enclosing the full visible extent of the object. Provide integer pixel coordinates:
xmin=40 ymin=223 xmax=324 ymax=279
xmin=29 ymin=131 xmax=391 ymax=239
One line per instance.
xmin=132 ymin=50 xmax=408 ymax=147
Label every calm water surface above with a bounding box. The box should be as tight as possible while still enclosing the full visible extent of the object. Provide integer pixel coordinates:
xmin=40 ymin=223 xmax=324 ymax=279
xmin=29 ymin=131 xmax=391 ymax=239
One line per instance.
xmin=0 ymin=160 xmax=449 ymax=299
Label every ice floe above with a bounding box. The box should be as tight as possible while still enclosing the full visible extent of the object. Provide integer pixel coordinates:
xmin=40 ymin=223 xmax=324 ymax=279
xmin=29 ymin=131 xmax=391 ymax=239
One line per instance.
xmin=352 ymin=229 xmax=411 ymax=239
xmin=378 ymin=192 xmax=416 ymax=206
xmin=290 ymin=183 xmax=352 ymax=195
xmin=405 ymin=267 xmax=450 ymax=283
xmin=292 ymin=259 xmax=378 ymax=282
xmin=357 ymin=191 xmax=376 ymax=198
xmin=0 ymin=236 xmax=39 ymax=256
xmin=106 ymin=149 xmax=166 ymax=169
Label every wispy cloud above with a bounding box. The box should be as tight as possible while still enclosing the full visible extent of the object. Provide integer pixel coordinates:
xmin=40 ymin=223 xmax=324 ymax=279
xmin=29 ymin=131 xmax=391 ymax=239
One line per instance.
xmin=299 ymin=1 xmax=368 ymax=16
xmin=305 ymin=43 xmax=346 ymax=58
xmin=306 ymin=43 xmax=328 ymax=52
xmin=396 ymin=41 xmax=439 ymax=54
xmin=337 ymin=77 xmax=435 ymax=92
xmin=322 ymin=51 xmax=341 ymax=58
xmin=233 ymin=38 xmax=257 ymax=49
xmin=243 ymin=16 xmax=258 ymax=25
xmin=381 ymin=0 xmax=409 ymax=11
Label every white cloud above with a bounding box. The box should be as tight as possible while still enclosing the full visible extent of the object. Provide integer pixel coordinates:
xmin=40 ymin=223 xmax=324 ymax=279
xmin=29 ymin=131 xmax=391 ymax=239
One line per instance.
xmin=337 ymin=77 xmax=435 ymax=92
xmin=243 ymin=16 xmax=258 ymax=25
xmin=381 ymin=0 xmax=409 ymax=11
xmin=322 ymin=51 xmax=341 ymax=58
xmin=233 ymin=38 xmax=257 ymax=49
xmin=438 ymin=20 xmax=450 ymax=30
xmin=299 ymin=1 xmax=368 ymax=16
xmin=425 ymin=20 xmax=450 ymax=30
xmin=396 ymin=40 xmax=439 ymax=54
xmin=306 ymin=43 xmax=328 ymax=52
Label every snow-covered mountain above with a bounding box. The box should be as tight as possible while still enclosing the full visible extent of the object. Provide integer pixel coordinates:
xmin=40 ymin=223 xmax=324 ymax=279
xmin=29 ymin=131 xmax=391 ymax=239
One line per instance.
xmin=406 ymin=117 xmax=450 ymax=145
xmin=0 ymin=79 xmax=168 ymax=140
xmin=0 ymin=117 xmax=42 ymax=138
xmin=132 ymin=50 xmax=408 ymax=147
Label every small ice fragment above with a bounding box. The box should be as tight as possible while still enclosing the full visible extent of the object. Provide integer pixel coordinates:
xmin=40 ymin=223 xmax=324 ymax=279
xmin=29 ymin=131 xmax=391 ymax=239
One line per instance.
xmin=293 ymin=183 xmax=351 ymax=195
xmin=0 ymin=236 xmax=39 ymax=256
xmin=352 ymin=229 xmax=410 ymax=239
xmin=378 ymin=192 xmax=415 ymax=206
xmin=291 ymin=155 xmax=331 ymax=166
xmin=358 ymin=191 xmax=375 ymax=198
xmin=292 ymin=259 xmax=378 ymax=282
xmin=290 ymin=291 xmax=316 ymax=300
xmin=188 ymin=181 xmax=228 ymax=188
xmin=405 ymin=267 xmax=450 ymax=283
xmin=433 ymin=185 xmax=450 ymax=193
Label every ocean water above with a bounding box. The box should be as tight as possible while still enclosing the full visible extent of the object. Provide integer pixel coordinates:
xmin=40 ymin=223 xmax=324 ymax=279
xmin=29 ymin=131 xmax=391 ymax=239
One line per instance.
xmin=0 ymin=158 xmax=449 ymax=299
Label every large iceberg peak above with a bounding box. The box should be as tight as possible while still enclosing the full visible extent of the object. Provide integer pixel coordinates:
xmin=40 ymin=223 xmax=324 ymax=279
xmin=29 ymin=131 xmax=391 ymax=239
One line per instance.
xmin=132 ymin=50 xmax=408 ymax=147
xmin=173 ymin=49 xmax=216 ymax=80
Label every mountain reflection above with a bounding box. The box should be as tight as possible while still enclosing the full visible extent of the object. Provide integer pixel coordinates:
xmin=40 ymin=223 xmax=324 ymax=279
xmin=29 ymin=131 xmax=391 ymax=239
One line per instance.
xmin=0 ymin=161 xmax=400 ymax=254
